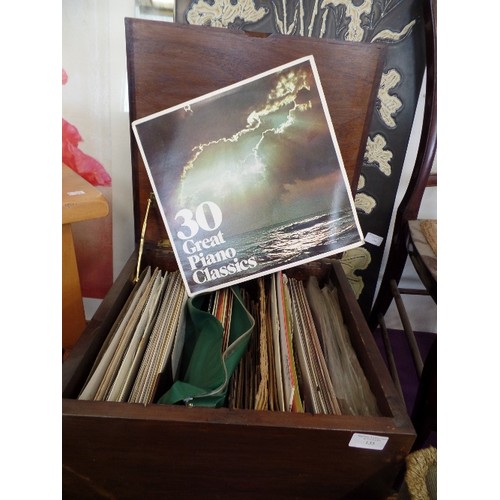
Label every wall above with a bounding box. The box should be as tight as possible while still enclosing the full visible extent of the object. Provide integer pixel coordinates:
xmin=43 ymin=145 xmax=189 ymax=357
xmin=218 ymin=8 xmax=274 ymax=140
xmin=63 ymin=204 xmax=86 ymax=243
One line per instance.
xmin=62 ymin=0 xmax=136 ymax=317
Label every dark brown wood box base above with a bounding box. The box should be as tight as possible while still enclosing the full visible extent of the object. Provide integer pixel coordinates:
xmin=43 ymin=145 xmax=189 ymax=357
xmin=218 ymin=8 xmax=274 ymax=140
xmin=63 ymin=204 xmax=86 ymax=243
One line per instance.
xmin=63 ymin=249 xmax=415 ymax=499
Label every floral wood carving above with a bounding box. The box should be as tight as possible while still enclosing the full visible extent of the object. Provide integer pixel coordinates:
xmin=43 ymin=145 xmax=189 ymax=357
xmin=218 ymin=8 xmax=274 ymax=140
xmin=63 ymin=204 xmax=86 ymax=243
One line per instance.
xmin=377 ymin=69 xmax=403 ymax=129
xmin=364 ymin=134 xmax=393 ymax=176
xmin=185 ymin=0 xmax=267 ymax=27
xmin=339 ymin=247 xmax=372 ymax=299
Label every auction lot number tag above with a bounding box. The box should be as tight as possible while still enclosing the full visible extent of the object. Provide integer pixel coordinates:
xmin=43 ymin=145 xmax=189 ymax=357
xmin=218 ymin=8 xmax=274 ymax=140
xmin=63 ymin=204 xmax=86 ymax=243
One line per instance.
xmin=349 ymin=433 xmax=389 ymax=451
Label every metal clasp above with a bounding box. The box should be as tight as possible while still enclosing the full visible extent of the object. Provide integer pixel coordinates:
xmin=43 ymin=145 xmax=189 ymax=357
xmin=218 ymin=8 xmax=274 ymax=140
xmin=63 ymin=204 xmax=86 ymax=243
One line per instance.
xmin=134 ymin=192 xmax=155 ymax=283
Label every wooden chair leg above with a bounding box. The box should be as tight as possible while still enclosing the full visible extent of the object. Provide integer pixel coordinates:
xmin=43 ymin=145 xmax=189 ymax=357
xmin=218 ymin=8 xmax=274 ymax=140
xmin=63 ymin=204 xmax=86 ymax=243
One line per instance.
xmin=410 ymin=336 xmax=437 ymax=451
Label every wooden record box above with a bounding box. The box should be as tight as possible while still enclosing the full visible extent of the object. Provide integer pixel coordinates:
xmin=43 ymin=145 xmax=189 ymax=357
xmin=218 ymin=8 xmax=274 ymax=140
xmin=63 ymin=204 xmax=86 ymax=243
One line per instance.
xmin=62 ymin=19 xmax=415 ymax=499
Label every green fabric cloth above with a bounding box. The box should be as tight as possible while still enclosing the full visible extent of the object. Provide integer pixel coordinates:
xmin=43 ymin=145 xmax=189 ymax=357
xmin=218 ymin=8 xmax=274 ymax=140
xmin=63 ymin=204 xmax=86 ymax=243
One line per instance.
xmin=158 ymin=286 xmax=254 ymax=407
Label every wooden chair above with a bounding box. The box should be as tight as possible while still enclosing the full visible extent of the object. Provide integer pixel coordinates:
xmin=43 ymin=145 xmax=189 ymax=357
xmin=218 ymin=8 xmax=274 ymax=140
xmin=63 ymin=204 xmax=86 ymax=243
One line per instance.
xmin=368 ymin=0 xmax=437 ymax=451
xmin=368 ymin=0 xmax=436 ymax=330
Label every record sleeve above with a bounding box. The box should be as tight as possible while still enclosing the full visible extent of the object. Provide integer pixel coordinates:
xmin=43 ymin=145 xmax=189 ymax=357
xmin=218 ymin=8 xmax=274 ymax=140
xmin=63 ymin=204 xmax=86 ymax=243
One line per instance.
xmin=132 ymin=55 xmax=363 ymax=297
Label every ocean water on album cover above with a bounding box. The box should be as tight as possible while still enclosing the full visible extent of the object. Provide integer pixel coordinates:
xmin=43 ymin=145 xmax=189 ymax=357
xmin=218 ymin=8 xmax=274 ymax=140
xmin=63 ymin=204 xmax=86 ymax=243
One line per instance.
xmin=132 ymin=56 xmax=363 ymax=296
xmin=175 ymin=207 xmax=359 ymax=285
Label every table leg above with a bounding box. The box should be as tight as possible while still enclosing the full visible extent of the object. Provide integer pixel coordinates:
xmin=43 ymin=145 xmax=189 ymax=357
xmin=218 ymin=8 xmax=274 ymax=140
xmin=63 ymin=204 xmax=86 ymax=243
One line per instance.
xmin=62 ymin=223 xmax=87 ymax=353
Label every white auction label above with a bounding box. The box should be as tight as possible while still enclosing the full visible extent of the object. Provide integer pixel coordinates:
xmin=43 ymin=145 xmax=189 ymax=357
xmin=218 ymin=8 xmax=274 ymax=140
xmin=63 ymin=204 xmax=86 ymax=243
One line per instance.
xmin=364 ymin=232 xmax=384 ymax=247
xmin=348 ymin=433 xmax=388 ymax=451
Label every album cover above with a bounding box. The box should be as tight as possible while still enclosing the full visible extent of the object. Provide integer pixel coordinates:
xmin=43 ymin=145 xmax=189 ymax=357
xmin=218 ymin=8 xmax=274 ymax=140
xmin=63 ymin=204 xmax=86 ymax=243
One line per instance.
xmin=132 ymin=55 xmax=363 ymax=297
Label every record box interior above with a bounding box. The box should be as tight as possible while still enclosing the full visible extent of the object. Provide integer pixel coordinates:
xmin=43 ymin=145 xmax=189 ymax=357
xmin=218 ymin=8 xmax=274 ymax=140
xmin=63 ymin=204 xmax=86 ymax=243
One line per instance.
xmin=62 ymin=19 xmax=415 ymax=499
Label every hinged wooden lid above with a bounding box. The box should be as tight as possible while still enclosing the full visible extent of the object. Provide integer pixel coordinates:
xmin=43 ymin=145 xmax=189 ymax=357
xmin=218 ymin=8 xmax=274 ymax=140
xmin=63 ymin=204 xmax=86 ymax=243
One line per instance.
xmin=125 ymin=18 xmax=386 ymax=244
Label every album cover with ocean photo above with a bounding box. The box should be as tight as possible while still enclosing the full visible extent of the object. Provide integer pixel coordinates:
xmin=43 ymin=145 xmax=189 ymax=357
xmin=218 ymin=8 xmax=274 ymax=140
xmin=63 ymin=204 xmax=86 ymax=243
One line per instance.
xmin=132 ymin=55 xmax=364 ymax=297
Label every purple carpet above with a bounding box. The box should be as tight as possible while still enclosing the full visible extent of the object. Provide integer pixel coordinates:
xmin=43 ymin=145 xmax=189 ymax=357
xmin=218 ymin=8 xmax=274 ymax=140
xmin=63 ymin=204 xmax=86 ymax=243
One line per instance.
xmin=372 ymin=328 xmax=437 ymax=448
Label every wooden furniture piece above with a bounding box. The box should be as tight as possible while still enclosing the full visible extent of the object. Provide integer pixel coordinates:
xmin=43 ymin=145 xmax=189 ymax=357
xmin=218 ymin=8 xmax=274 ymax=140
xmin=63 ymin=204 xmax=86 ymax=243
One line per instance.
xmin=62 ymin=163 xmax=109 ymax=353
xmin=62 ymin=20 xmax=414 ymax=498
xmin=367 ymin=0 xmax=437 ymax=454
xmin=368 ymin=0 xmax=437 ymax=331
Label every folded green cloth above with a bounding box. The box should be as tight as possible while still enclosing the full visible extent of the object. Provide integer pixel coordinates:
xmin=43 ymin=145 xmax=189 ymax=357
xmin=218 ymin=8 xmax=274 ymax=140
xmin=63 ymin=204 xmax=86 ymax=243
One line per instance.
xmin=158 ymin=286 xmax=254 ymax=407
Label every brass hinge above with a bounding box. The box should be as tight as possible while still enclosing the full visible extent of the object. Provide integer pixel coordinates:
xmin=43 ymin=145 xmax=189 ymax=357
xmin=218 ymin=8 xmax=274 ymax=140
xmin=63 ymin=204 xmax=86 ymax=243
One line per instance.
xmin=134 ymin=192 xmax=155 ymax=283
xmin=157 ymin=239 xmax=172 ymax=249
